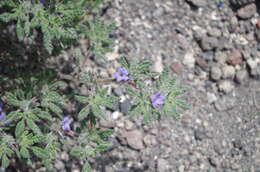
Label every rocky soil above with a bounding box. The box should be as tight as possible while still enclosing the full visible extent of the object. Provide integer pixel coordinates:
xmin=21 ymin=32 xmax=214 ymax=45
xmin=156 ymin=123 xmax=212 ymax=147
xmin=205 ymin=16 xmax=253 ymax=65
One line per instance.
xmin=87 ymin=0 xmax=260 ymax=171
xmin=1 ymin=0 xmax=259 ymax=171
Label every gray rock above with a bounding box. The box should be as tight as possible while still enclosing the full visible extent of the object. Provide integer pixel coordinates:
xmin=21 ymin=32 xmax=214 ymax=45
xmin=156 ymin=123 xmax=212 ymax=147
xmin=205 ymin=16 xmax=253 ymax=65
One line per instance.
xmin=250 ymin=67 xmax=260 ymax=79
xmin=208 ymin=28 xmax=221 ymax=37
xmin=214 ymin=96 xmax=236 ymax=111
xmin=237 ymin=4 xmax=256 ymax=19
xmin=247 ymin=58 xmax=258 ymax=70
xmin=218 ymin=80 xmax=235 ymax=93
xmin=54 ymin=160 xmax=65 ymax=170
xmin=207 ymin=92 xmax=217 ymax=104
xmin=153 ymin=56 xmax=164 ymax=73
xmin=153 ymin=7 xmax=164 ymax=17
xmin=124 ymin=120 xmax=134 ymax=130
xmin=256 ymin=29 xmax=260 ymax=41
xmin=235 ymin=70 xmax=248 ymax=84
xmin=60 ymin=152 xmax=69 ymax=161
xmin=222 ymin=65 xmax=235 ymax=79
xmin=113 ymin=88 xmax=124 ymax=96
xmin=120 ymin=99 xmax=132 ymax=114
xmin=178 ymin=165 xmax=185 ymax=172
xmin=210 ymin=66 xmax=222 ymax=81
xmin=187 ymin=0 xmax=207 ymax=7
xmin=200 ymin=36 xmax=219 ymax=51
xmin=143 ymin=134 xmax=157 ymax=146
xmin=218 ymin=37 xmax=233 ymax=50
xmin=214 ymin=51 xmax=228 ymax=64
xmin=194 ymin=129 xmax=207 ymax=141
xmin=126 ymin=130 xmax=145 ymax=150
xmin=208 ymin=156 xmax=220 ymax=167
xmin=202 ymin=51 xmax=214 ymax=61
xmin=157 ymin=158 xmax=170 ymax=172
xmin=183 ymin=50 xmax=195 ymax=68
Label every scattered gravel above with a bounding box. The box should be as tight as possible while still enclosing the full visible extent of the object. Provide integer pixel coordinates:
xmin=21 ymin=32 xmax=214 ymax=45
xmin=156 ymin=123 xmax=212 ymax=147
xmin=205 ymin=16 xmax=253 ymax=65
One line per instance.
xmin=25 ymin=0 xmax=259 ymax=171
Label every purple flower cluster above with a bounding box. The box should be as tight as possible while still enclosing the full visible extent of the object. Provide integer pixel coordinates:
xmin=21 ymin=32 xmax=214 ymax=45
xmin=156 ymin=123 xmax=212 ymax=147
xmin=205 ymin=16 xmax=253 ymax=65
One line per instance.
xmin=151 ymin=93 xmax=165 ymax=108
xmin=0 ymin=101 xmax=6 ymax=121
xmin=61 ymin=117 xmax=73 ymax=131
xmin=114 ymin=68 xmax=130 ymax=82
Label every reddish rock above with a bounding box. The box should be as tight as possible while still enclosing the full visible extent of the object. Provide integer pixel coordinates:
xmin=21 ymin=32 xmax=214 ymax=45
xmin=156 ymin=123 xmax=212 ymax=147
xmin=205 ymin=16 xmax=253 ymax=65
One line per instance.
xmin=257 ymin=19 xmax=260 ymax=29
xmin=196 ymin=57 xmax=208 ymax=69
xmin=227 ymin=49 xmax=243 ymax=66
xmin=171 ymin=62 xmax=182 ymax=73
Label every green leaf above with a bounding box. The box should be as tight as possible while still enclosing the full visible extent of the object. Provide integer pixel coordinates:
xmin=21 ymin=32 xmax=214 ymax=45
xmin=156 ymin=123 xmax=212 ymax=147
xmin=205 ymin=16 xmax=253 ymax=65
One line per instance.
xmin=175 ymin=100 xmax=189 ymax=110
xmin=31 ymin=146 xmax=49 ymax=159
xmin=5 ymin=92 xmax=21 ymax=107
xmin=95 ymin=144 xmax=111 ymax=151
xmin=78 ymin=106 xmax=90 ymax=120
xmin=125 ymin=87 xmax=137 ymax=97
xmin=119 ymin=57 xmax=130 ymax=69
xmin=1 ymin=154 xmax=10 ymax=168
xmin=27 ymin=119 xmax=42 ymax=136
xmin=48 ymin=102 xmax=62 ymax=118
xmin=70 ymin=149 xmax=82 ymax=156
xmin=82 ymin=162 xmax=92 ymax=172
xmin=20 ymin=147 xmax=30 ymax=158
xmin=98 ymin=129 xmax=113 ymax=137
xmin=75 ymin=96 xmax=89 ymax=103
xmin=92 ymin=105 xmax=104 ymax=118
xmin=49 ymin=81 xmax=67 ymax=90
xmin=16 ymin=19 xmax=25 ymax=41
xmin=36 ymin=111 xmax=52 ymax=121
xmin=3 ymin=111 xmax=21 ymax=124
xmin=32 ymin=136 xmax=46 ymax=143
xmin=15 ymin=120 xmax=25 ymax=138
xmin=99 ymin=87 xmax=108 ymax=97
xmin=43 ymin=159 xmax=52 ymax=170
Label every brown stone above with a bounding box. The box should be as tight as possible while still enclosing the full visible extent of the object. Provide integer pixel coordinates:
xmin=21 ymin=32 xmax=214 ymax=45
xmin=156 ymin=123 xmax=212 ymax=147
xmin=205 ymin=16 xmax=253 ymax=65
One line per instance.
xmin=196 ymin=57 xmax=208 ymax=69
xmin=227 ymin=49 xmax=243 ymax=66
xmin=171 ymin=62 xmax=182 ymax=73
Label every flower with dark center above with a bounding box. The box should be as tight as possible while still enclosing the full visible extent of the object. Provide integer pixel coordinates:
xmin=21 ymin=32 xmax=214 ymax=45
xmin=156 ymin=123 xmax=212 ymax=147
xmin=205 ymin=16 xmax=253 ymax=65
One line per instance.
xmin=61 ymin=117 xmax=73 ymax=131
xmin=150 ymin=93 xmax=165 ymax=108
xmin=113 ymin=68 xmax=130 ymax=82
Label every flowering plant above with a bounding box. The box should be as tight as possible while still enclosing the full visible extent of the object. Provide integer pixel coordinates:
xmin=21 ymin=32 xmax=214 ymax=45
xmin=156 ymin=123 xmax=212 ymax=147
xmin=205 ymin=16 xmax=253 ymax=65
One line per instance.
xmin=0 ymin=0 xmax=188 ymax=171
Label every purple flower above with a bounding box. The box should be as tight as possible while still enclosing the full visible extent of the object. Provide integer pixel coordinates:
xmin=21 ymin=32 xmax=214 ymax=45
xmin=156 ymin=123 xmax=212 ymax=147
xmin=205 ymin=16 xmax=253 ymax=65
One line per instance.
xmin=0 ymin=101 xmax=6 ymax=121
xmin=40 ymin=0 xmax=45 ymax=4
xmin=61 ymin=117 xmax=73 ymax=131
xmin=114 ymin=68 xmax=129 ymax=82
xmin=151 ymin=93 xmax=165 ymax=108
xmin=0 ymin=112 xmax=6 ymax=121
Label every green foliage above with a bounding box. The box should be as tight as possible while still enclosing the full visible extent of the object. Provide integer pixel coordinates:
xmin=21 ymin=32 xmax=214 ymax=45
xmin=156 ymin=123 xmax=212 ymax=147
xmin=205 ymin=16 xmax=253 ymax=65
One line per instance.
xmin=119 ymin=57 xmax=189 ymax=122
xmin=84 ymin=19 xmax=116 ymax=59
xmin=76 ymin=87 xmax=118 ymax=120
xmin=0 ymin=0 xmax=113 ymax=57
xmin=70 ymin=128 xmax=113 ymax=158
xmin=0 ymin=76 xmax=65 ymax=169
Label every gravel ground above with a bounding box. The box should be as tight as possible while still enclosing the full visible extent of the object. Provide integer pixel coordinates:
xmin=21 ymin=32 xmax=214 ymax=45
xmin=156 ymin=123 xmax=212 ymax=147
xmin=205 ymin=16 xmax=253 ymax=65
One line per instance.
xmin=1 ymin=0 xmax=260 ymax=171
xmin=89 ymin=0 xmax=260 ymax=171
